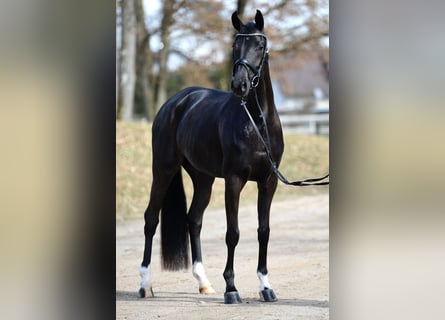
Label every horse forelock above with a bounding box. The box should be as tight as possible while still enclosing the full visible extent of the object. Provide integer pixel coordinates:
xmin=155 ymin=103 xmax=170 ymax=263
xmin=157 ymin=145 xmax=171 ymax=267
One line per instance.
xmin=240 ymin=21 xmax=264 ymax=35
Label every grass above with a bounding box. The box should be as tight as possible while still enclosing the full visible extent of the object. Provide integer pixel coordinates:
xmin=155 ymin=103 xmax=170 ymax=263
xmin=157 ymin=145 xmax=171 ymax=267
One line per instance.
xmin=116 ymin=121 xmax=329 ymax=221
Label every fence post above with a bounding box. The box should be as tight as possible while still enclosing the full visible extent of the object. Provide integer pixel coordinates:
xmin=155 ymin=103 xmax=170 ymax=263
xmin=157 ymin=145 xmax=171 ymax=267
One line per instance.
xmin=309 ymin=119 xmax=316 ymax=135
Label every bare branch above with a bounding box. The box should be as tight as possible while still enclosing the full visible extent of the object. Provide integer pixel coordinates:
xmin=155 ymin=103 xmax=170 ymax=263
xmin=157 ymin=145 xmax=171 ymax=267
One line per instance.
xmin=262 ymin=0 xmax=291 ymax=16
xmin=274 ymin=29 xmax=329 ymax=54
xmin=169 ymin=48 xmax=199 ymax=64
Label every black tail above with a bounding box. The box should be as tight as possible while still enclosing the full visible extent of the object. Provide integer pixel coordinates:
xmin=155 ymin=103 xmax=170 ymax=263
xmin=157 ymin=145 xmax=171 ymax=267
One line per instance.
xmin=160 ymin=170 xmax=189 ymax=270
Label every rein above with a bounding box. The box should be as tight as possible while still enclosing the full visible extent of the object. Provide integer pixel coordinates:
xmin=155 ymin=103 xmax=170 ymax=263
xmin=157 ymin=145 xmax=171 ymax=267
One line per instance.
xmin=241 ymin=97 xmax=329 ymax=186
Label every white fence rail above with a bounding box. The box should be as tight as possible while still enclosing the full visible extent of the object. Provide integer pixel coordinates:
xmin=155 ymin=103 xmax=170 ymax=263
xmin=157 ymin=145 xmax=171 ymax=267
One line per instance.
xmin=279 ymin=113 xmax=329 ymax=135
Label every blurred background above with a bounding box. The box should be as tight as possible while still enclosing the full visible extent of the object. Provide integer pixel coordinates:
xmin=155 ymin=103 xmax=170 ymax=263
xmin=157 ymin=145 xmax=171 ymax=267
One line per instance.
xmin=116 ymin=0 xmax=329 ymax=122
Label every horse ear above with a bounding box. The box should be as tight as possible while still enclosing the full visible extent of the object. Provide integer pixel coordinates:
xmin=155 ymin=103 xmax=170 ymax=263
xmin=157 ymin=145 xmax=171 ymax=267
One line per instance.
xmin=255 ymin=10 xmax=264 ymax=31
xmin=232 ymin=11 xmax=242 ymax=31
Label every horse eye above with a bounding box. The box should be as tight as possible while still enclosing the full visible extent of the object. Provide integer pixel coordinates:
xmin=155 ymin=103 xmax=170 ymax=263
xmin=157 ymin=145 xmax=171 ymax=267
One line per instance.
xmin=256 ymin=45 xmax=264 ymax=51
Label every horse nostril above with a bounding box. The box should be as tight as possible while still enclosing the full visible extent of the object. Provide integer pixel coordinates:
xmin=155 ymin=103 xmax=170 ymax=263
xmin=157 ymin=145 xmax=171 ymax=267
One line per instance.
xmin=230 ymin=78 xmax=248 ymax=97
xmin=241 ymin=81 xmax=247 ymax=92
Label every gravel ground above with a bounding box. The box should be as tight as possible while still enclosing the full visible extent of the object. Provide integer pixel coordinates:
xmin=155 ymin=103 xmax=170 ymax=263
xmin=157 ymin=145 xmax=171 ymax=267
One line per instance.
xmin=116 ymin=193 xmax=329 ymax=320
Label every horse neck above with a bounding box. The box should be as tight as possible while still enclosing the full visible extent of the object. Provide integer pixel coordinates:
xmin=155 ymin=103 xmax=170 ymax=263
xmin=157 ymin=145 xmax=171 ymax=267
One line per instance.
xmin=247 ymin=61 xmax=276 ymax=120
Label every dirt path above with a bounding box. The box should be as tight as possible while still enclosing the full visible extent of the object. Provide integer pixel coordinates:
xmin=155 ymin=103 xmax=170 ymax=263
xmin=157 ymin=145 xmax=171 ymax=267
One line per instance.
xmin=116 ymin=193 xmax=329 ymax=319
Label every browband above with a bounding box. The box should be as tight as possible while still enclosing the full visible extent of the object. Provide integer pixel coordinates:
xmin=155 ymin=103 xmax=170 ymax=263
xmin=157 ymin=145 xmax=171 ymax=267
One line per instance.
xmin=235 ymin=33 xmax=267 ymax=38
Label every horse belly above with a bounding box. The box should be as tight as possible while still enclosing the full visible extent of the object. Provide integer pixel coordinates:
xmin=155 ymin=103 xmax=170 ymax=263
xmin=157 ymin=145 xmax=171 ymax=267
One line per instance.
xmin=177 ymin=124 xmax=224 ymax=177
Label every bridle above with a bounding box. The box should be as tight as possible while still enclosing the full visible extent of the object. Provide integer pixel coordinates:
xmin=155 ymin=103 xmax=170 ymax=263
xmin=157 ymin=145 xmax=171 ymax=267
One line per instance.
xmin=232 ymin=33 xmax=269 ymax=89
xmin=233 ymin=33 xmax=329 ymax=187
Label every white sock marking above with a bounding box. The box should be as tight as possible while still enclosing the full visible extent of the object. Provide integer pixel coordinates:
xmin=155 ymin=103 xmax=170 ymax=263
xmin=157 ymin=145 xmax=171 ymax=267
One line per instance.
xmin=139 ymin=265 xmax=151 ymax=289
xmin=257 ymin=271 xmax=272 ymax=291
xmin=192 ymin=262 xmax=211 ymax=288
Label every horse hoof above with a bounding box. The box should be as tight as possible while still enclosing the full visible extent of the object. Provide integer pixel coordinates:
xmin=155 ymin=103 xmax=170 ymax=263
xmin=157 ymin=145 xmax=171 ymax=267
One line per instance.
xmin=139 ymin=287 xmax=154 ymax=298
xmin=224 ymin=291 xmax=242 ymax=304
xmin=259 ymin=288 xmax=277 ymax=302
xmin=199 ymin=285 xmax=216 ymax=294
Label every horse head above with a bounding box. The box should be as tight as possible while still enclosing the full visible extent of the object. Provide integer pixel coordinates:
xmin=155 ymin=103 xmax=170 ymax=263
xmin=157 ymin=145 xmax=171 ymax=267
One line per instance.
xmin=231 ymin=10 xmax=268 ymax=99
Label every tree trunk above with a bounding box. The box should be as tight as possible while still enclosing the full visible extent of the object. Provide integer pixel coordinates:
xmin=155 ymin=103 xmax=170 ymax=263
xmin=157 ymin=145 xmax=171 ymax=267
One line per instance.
xmin=155 ymin=0 xmax=175 ymax=112
xmin=135 ymin=0 xmax=152 ymax=120
xmin=116 ymin=0 xmax=121 ymax=114
xmin=223 ymin=0 xmax=249 ymax=90
xmin=237 ymin=0 xmax=247 ymax=18
xmin=117 ymin=0 xmax=137 ymax=121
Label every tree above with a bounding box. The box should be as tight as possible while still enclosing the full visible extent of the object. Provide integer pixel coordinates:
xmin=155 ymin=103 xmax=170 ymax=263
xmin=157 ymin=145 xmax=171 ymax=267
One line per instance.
xmin=154 ymin=0 xmax=177 ymax=112
xmin=117 ymin=0 xmax=137 ymax=121
xmin=116 ymin=0 xmax=121 ymax=114
xmin=237 ymin=0 xmax=248 ymax=18
xmin=135 ymin=0 xmax=152 ymax=120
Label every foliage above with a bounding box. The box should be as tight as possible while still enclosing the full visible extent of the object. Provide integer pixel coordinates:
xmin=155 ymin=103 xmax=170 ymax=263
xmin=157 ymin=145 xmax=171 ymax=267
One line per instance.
xmin=116 ymin=121 xmax=328 ymax=221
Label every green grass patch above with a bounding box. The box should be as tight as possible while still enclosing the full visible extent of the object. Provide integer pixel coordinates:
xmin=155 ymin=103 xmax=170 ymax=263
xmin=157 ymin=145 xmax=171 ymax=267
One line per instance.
xmin=117 ymin=121 xmax=329 ymax=221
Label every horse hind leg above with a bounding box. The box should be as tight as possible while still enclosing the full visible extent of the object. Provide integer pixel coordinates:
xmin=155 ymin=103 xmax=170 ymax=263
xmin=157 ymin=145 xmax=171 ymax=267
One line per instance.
xmin=139 ymin=187 xmax=162 ymax=298
xmin=184 ymin=164 xmax=216 ymax=294
xmin=140 ymin=104 xmax=187 ymax=298
xmin=139 ymin=167 xmax=182 ymax=298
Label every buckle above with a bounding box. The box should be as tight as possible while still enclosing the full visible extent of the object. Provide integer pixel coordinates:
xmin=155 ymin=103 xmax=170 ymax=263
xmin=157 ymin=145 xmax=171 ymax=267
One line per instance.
xmin=251 ymin=75 xmax=260 ymax=88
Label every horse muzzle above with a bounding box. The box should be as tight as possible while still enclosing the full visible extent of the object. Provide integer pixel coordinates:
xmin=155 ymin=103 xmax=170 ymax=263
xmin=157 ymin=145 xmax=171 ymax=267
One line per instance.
xmin=231 ymin=75 xmax=251 ymax=98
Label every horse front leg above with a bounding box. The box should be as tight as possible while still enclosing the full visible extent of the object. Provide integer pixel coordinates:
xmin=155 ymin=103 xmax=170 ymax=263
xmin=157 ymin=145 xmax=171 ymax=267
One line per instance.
xmin=223 ymin=174 xmax=246 ymax=304
xmin=257 ymin=174 xmax=278 ymax=302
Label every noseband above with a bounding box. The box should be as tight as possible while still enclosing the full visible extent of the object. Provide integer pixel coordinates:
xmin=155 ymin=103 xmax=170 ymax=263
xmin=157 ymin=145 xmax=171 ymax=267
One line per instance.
xmin=233 ymin=33 xmax=268 ymax=88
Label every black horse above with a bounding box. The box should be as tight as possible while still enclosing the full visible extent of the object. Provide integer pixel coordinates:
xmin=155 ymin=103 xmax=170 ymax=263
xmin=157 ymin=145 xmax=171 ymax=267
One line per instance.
xmin=139 ymin=10 xmax=283 ymax=304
